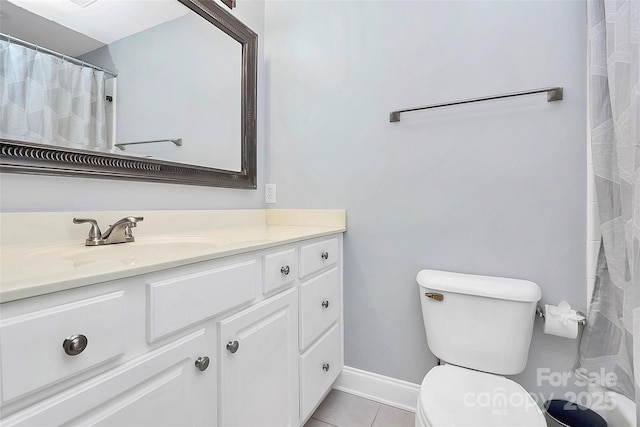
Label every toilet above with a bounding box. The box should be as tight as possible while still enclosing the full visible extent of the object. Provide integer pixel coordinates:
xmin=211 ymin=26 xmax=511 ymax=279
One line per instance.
xmin=415 ymin=270 xmax=547 ymax=427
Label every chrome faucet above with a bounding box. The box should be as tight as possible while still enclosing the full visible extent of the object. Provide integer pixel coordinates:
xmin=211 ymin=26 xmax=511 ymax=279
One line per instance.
xmin=73 ymin=216 xmax=144 ymax=246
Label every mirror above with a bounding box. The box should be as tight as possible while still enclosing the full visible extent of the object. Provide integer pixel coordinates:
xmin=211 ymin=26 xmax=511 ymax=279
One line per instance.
xmin=0 ymin=0 xmax=257 ymax=188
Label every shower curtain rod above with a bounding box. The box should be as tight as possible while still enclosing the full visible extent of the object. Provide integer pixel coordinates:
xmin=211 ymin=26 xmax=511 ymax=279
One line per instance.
xmin=1 ymin=33 xmax=118 ymax=78
xmin=389 ymin=86 xmax=563 ymax=122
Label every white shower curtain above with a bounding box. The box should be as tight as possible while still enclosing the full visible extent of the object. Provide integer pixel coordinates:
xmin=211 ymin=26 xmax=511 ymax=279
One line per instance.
xmin=0 ymin=40 xmax=109 ymax=151
xmin=577 ymin=0 xmax=639 ymax=422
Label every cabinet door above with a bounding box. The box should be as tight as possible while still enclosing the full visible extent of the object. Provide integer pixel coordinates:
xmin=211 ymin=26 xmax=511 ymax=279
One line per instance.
xmin=1 ymin=327 xmax=216 ymax=427
xmin=219 ymin=288 xmax=298 ymax=427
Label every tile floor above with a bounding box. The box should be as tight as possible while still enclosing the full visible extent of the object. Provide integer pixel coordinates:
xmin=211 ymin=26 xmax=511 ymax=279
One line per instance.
xmin=305 ymin=390 xmax=415 ymax=427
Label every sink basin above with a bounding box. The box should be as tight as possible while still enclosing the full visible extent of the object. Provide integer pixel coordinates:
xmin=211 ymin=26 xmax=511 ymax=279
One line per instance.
xmin=135 ymin=235 xmax=231 ymax=246
xmin=25 ymin=235 xmax=230 ymax=264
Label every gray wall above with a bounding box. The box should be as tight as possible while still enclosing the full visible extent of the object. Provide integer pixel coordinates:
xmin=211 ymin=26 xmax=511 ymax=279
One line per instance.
xmin=0 ymin=0 xmax=265 ymax=212
xmin=264 ymin=0 xmax=587 ymax=398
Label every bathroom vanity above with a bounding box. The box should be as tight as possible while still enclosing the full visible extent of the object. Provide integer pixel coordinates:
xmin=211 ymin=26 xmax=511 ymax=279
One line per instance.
xmin=0 ymin=209 xmax=345 ymax=426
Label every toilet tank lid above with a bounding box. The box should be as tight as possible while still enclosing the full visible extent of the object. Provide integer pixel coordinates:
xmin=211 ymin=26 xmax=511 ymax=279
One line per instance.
xmin=416 ymin=270 xmax=541 ymax=302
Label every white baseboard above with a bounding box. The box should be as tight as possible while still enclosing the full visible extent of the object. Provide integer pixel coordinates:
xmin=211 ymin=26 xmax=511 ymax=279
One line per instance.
xmin=333 ymin=366 xmax=421 ymax=413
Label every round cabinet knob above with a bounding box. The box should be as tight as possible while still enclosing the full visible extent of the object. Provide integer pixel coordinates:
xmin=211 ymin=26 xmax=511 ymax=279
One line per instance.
xmin=322 ymin=363 xmax=330 ymax=372
xmin=281 ymin=265 xmax=290 ymax=276
xmin=195 ymin=356 xmax=210 ymax=371
xmin=321 ymin=251 xmax=329 ymax=260
xmin=63 ymin=334 xmax=88 ymax=356
xmin=226 ymin=340 xmax=239 ymax=354
xmin=321 ymin=300 xmax=330 ymax=309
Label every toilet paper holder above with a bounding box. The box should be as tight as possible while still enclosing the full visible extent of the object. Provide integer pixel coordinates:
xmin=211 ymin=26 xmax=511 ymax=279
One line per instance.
xmin=536 ymin=304 xmax=587 ymax=326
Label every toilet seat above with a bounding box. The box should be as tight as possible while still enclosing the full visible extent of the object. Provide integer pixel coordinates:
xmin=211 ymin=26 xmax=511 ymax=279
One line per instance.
xmin=416 ymin=364 xmax=546 ymax=427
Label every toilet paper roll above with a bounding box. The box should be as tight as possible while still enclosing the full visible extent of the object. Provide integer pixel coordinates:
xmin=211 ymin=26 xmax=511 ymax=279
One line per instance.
xmin=543 ymin=302 xmax=583 ymax=339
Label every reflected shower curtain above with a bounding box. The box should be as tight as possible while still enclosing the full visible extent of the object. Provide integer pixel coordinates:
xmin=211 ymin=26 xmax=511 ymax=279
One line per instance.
xmin=0 ymin=40 xmax=108 ymax=151
xmin=576 ymin=0 xmax=639 ymax=420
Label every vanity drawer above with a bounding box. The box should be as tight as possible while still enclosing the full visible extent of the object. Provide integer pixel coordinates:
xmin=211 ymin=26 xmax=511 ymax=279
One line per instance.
xmin=299 ymin=323 xmax=342 ymax=421
xmin=0 ymin=292 xmax=125 ymax=403
xmin=299 ymin=238 xmax=339 ymax=279
xmin=299 ymin=267 xmax=340 ymax=350
xmin=147 ymin=260 xmax=256 ymax=341
xmin=263 ymin=248 xmax=297 ymax=295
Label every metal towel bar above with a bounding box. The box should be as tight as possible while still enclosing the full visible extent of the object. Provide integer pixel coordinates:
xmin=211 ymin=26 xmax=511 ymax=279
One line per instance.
xmin=389 ymin=86 xmax=563 ymax=122
xmin=115 ymin=138 xmax=182 ymax=151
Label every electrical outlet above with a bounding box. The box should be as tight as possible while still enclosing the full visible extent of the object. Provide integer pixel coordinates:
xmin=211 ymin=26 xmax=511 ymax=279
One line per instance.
xmin=265 ymin=183 xmax=277 ymax=204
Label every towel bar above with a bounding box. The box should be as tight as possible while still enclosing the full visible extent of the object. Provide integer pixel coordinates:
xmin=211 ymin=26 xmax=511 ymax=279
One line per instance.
xmin=115 ymin=138 xmax=182 ymax=151
xmin=390 ymin=87 xmax=563 ymax=122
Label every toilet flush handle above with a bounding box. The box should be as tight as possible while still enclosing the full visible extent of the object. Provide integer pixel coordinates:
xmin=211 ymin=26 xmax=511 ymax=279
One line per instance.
xmin=425 ymin=292 xmax=444 ymax=301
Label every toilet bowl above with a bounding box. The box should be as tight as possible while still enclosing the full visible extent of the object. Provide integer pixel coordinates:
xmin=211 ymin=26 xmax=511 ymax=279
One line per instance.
xmin=415 ymin=365 xmax=545 ymax=427
xmin=416 ymin=270 xmax=546 ymax=427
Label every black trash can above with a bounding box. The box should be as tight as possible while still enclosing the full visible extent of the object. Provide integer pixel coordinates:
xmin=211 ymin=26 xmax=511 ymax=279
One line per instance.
xmin=544 ymin=399 xmax=607 ymax=427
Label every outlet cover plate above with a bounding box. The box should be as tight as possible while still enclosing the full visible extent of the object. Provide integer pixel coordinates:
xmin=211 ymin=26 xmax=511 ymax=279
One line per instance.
xmin=265 ymin=183 xmax=276 ymax=204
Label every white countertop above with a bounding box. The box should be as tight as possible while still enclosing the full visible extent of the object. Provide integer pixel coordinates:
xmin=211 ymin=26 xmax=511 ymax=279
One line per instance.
xmin=0 ymin=209 xmax=346 ymax=303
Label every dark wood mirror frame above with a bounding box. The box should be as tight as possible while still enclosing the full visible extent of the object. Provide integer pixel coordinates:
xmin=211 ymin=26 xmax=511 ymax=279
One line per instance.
xmin=0 ymin=0 xmax=257 ymax=189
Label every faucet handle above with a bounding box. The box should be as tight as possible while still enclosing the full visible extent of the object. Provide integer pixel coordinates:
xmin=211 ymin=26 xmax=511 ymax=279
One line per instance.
xmin=120 ymin=217 xmax=143 ymax=240
xmin=126 ymin=217 xmax=143 ymax=240
xmin=127 ymin=216 xmax=144 ymax=226
xmin=73 ymin=218 xmax=104 ymax=246
xmin=126 ymin=217 xmax=142 ymax=240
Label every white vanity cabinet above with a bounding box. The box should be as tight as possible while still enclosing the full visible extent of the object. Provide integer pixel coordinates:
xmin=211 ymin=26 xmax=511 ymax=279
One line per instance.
xmin=0 ymin=233 xmax=344 ymax=427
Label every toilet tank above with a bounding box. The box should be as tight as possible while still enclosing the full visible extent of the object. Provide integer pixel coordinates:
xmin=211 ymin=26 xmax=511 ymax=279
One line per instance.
xmin=417 ymin=270 xmax=541 ymax=376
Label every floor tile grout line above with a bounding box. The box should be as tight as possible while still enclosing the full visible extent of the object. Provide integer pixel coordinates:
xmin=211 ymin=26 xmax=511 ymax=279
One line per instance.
xmin=369 ymin=403 xmax=382 ymax=427
xmin=308 ymin=389 xmax=415 ymax=427
xmin=310 ymin=416 xmax=339 ymax=427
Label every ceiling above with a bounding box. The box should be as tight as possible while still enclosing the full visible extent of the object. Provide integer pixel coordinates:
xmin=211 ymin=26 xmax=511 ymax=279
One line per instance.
xmin=1 ymin=0 xmax=189 ymax=56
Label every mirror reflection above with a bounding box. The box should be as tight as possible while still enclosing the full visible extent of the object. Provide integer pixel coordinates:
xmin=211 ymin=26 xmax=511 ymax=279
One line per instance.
xmin=0 ymin=0 xmax=242 ymax=171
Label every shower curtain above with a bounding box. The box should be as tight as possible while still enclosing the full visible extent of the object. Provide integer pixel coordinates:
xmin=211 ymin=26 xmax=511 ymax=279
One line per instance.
xmin=0 ymin=40 xmax=109 ymax=151
xmin=577 ymin=0 xmax=639 ymax=421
